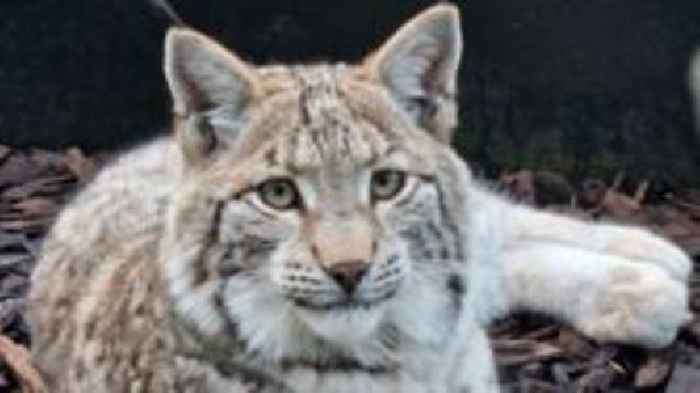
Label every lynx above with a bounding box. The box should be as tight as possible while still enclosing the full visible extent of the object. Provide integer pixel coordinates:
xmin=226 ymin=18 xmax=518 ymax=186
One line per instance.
xmin=29 ymin=5 xmax=691 ymax=393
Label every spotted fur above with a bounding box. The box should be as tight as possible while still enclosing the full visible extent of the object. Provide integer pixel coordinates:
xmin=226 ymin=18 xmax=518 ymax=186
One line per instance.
xmin=29 ymin=4 xmax=690 ymax=393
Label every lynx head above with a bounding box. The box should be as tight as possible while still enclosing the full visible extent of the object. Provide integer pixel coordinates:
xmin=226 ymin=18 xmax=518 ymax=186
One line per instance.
xmin=161 ymin=4 xmax=472 ymax=362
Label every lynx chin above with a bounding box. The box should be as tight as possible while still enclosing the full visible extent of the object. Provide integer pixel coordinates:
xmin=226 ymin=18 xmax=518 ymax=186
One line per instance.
xmin=29 ymin=4 xmax=691 ymax=393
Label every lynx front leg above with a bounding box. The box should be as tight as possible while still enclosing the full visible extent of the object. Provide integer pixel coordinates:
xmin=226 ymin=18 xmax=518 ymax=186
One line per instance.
xmin=507 ymin=202 xmax=691 ymax=282
xmin=500 ymin=242 xmax=691 ymax=348
xmin=444 ymin=326 xmax=500 ymax=393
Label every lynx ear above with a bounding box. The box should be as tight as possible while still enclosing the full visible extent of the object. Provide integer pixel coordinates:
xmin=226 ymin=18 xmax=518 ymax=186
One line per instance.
xmin=364 ymin=4 xmax=462 ymax=143
xmin=164 ymin=28 xmax=258 ymax=161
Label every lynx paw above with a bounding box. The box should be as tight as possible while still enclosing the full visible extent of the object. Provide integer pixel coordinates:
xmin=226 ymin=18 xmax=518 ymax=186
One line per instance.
xmin=603 ymin=227 xmax=691 ymax=282
xmin=579 ymin=263 xmax=691 ymax=348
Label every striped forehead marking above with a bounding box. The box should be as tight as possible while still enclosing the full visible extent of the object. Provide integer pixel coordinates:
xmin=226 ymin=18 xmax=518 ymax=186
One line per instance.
xmin=261 ymin=65 xmax=393 ymax=170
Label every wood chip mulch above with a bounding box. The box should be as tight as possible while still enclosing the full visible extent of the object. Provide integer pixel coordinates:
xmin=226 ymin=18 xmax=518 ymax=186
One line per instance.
xmin=0 ymin=146 xmax=105 ymax=393
xmin=497 ymin=169 xmax=700 ymax=392
xmin=0 ymin=149 xmax=698 ymax=392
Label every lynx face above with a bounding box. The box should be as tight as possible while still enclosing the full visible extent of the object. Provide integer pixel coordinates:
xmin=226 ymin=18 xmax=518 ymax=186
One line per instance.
xmin=216 ymin=122 xmax=458 ymax=343
xmin=161 ymin=5 xmax=470 ymax=358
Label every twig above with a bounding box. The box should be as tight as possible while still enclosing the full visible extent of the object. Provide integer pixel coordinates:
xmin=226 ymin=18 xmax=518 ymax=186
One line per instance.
xmin=611 ymin=171 xmax=625 ymax=191
xmin=149 ymin=0 xmax=185 ymax=26
xmin=0 ymin=335 xmax=47 ymax=393
xmin=633 ymin=179 xmax=649 ymax=204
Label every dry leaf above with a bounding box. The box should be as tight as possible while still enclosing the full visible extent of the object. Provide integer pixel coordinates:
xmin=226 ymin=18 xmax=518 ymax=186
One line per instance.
xmin=63 ymin=147 xmax=96 ymax=181
xmin=557 ymin=327 xmax=596 ymax=359
xmin=634 ymin=351 xmax=673 ymax=388
xmin=500 ymin=170 xmax=535 ymax=205
xmin=11 ymin=198 xmax=57 ymax=219
xmin=0 ymin=145 xmax=11 ymax=163
xmin=2 ymin=176 xmax=73 ymax=201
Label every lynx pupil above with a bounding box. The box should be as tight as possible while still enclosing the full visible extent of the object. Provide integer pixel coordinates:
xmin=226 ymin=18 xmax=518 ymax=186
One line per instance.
xmin=259 ymin=179 xmax=299 ymax=209
xmin=371 ymin=170 xmax=406 ymax=201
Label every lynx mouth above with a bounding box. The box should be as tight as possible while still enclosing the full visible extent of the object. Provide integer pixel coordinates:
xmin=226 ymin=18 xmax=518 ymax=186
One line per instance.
xmin=291 ymin=290 xmax=397 ymax=312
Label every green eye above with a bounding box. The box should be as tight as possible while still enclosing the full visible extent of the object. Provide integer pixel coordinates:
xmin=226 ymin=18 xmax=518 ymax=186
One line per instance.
xmin=258 ymin=178 xmax=301 ymax=210
xmin=371 ymin=170 xmax=407 ymax=202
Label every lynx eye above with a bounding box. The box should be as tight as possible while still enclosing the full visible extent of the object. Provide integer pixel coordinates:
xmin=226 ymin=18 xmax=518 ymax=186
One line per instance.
xmin=371 ymin=170 xmax=407 ymax=202
xmin=258 ymin=178 xmax=301 ymax=210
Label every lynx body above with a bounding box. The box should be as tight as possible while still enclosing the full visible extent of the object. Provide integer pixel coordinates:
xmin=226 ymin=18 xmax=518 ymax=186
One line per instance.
xmin=29 ymin=5 xmax=691 ymax=393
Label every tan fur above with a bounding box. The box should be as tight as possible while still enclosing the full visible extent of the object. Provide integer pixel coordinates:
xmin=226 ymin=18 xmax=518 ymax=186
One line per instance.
xmin=29 ymin=4 xmax=690 ymax=393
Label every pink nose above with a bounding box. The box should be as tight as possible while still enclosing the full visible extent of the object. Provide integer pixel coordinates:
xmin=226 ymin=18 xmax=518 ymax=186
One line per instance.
xmin=324 ymin=260 xmax=368 ymax=294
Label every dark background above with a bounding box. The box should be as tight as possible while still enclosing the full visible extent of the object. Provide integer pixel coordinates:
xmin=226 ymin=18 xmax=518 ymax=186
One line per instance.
xmin=2 ymin=1 xmax=700 ymax=183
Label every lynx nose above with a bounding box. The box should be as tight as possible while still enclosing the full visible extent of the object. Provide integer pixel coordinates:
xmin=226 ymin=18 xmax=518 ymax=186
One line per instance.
xmin=325 ymin=260 xmax=368 ymax=294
